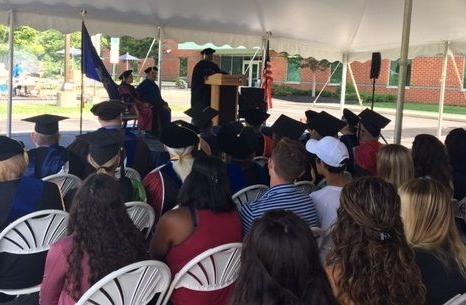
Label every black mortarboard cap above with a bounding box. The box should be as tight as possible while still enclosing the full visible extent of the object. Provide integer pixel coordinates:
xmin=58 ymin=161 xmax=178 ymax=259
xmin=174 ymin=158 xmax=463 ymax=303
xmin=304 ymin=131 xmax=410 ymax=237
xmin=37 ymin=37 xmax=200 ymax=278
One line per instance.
xmin=90 ymin=101 xmax=126 ymax=121
xmin=0 ymin=136 xmax=24 ymax=161
xmin=305 ymin=110 xmax=318 ymax=126
xmin=160 ymin=122 xmax=199 ymax=148
xmin=244 ymin=107 xmax=270 ymax=127
xmin=358 ymin=108 xmax=391 ymax=137
xmin=144 ymin=66 xmax=158 ymax=74
xmin=270 ymin=115 xmax=307 ymax=140
xmin=78 ymin=129 xmax=124 ymax=165
xmin=22 ymin=114 xmax=68 ymax=135
xmin=310 ymin=111 xmax=346 ymax=137
xmin=217 ymin=122 xmax=257 ymax=159
xmin=119 ymin=70 xmax=132 ymax=80
xmin=200 ymin=48 xmax=216 ymax=55
xmin=184 ymin=106 xmax=219 ymax=128
xmin=342 ymin=108 xmax=360 ymax=127
xmin=172 ymin=120 xmax=201 ymax=135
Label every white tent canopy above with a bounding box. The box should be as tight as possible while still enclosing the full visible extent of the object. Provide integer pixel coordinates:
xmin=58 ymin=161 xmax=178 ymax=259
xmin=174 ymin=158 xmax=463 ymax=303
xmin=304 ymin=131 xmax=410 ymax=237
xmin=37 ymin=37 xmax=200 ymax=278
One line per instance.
xmin=1 ymin=0 xmax=466 ymax=62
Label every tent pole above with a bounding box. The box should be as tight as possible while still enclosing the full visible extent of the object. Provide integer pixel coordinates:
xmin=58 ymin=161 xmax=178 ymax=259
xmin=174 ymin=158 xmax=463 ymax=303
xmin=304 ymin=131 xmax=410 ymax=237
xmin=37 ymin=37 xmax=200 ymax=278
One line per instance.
xmin=260 ymin=33 xmax=269 ymax=87
xmin=394 ymin=0 xmax=413 ymax=144
xmin=437 ymin=41 xmax=449 ymax=138
xmin=157 ymin=26 xmax=163 ymax=89
xmin=348 ymin=63 xmax=363 ymax=106
xmin=6 ymin=10 xmax=14 ymax=137
xmin=339 ymin=53 xmax=348 ymax=116
xmin=139 ymin=37 xmax=157 ymax=74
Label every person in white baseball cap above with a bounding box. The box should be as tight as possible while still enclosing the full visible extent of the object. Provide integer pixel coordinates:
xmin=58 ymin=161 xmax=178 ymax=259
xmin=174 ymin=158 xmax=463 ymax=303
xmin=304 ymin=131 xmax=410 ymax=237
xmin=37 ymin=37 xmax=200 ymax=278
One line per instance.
xmin=306 ymin=136 xmax=351 ymax=231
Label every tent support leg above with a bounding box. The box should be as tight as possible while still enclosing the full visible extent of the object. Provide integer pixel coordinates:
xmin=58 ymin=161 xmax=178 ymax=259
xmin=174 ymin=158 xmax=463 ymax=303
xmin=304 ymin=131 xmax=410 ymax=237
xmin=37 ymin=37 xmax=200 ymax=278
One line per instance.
xmin=6 ymin=10 xmax=14 ymax=137
xmin=437 ymin=41 xmax=449 ymax=138
xmin=157 ymin=26 xmax=163 ymax=89
xmin=339 ymin=53 xmax=348 ymax=116
xmin=394 ymin=0 xmax=414 ymax=144
xmin=447 ymin=51 xmax=466 ymax=100
xmin=312 ymin=62 xmax=341 ymax=105
xmin=348 ymin=63 xmax=363 ymax=106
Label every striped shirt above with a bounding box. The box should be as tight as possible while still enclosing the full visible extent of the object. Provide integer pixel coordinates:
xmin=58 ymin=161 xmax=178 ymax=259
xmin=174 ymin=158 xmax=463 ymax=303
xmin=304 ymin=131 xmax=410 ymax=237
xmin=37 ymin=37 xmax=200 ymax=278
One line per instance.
xmin=240 ymin=184 xmax=320 ymax=234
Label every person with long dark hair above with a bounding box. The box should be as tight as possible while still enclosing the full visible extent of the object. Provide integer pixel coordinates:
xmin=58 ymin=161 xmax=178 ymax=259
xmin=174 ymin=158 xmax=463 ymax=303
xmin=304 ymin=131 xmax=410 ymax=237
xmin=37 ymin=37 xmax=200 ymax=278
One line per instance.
xmin=445 ymin=128 xmax=466 ymax=200
xmin=326 ymin=177 xmax=426 ymax=305
xmin=232 ymin=210 xmax=339 ymax=305
xmin=149 ymin=155 xmax=242 ymax=305
xmin=40 ymin=174 xmax=147 ymax=305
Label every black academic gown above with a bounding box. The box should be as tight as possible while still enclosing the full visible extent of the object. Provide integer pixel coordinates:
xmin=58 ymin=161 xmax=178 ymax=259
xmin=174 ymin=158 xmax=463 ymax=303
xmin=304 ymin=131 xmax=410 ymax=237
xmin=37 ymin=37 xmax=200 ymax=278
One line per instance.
xmin=137 ymin=79 xmax=171 ymax=135
xmin=0 ymin=178 xmax=63 ymax=291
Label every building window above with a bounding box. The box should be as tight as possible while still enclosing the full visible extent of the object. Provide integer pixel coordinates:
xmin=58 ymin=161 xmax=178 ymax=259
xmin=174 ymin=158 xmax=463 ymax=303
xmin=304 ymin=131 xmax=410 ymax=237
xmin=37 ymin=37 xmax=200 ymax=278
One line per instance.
xmin=287 ymin=57 xmax=301 ymax=83
xmin=179 ymin=57 xmax=188 ymax=77
xmin=389 ymin=59 xmax=412 ymax=87
xmin=330 ymin=62 xmax=343 ymax=84
xmin=232 ymin=57 xmax=243 ymax=74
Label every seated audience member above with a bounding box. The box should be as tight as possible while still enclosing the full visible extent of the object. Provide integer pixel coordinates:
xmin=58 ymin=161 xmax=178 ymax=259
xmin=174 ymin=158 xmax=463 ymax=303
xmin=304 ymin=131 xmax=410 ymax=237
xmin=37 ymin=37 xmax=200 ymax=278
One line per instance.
xmin=326 ymin=177 xmax=426 ymax=305
xmin=240 ymin=138 xmax=319 ymax=234
xmin=232 ymin=210 xmax=339 ymax=305
xmin=143 ymin=122 xmax=198 ymax=218
xmin=0 ymin=136 xmax=63 ymax=303
xmin=306 ymin=111 xmax=346 ymax=141
xmin=218 ymin=122 xmax=269 ymax=194
xmin=412 ymin=134 xmax=452 ymax=191
xmin=244 ymin=107 xmax=273 ymax=158
xmin=340 ymin=108 xmax=359 ymax=173
xmin=355 ymin=109 xmax=390 ymax=176
xmin=270 ymin=115 xmax=307 ymax=141
xmin=399 ymin=178 xmax=466 ymax=305
xmin=22 ymin=114 xmax=69 ymax=179
xmin=306 ymin=136 xmax=350 ymax=231
xmin=445 ymin=128 xmax=466 ymax=200
xmin=184 ymin=106 xmax=219 ymax=155
xmin=67 ymin=101 xmax=153 ymax=179
xmin=40 ymin=174 xmax=147 ymax=305
xmin=377 ymin=144 xmax=414 ymax=190
xmin=149 ymin=155 xmax=242 ymax=305
xmin=79 ymin=129 xmax=146 ymax=203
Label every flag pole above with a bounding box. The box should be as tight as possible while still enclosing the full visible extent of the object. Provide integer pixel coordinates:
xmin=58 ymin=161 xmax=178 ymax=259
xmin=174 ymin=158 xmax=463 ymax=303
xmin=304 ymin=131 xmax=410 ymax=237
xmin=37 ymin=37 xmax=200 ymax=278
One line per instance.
xmin=80 ymin=9 xmax=87 ymax=135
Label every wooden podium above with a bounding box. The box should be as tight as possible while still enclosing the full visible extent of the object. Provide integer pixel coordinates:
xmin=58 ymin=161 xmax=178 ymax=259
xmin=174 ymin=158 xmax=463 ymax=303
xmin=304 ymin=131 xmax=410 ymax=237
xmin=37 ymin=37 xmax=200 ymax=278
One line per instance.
xmin=205 ymin=73 xmax=244 ymax=125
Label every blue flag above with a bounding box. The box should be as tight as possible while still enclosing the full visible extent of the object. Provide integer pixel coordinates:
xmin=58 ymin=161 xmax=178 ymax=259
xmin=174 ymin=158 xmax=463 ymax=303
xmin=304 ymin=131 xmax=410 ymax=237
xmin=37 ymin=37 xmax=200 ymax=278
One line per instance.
xmin=82 ymin=22 xmax=120 ymax=99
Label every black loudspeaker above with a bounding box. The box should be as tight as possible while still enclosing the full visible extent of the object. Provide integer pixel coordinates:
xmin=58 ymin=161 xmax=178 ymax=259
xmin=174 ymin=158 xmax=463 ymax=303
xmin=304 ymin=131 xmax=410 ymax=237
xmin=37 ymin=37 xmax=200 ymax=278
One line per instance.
xmin=370 ymin=52 xmax=382 ymax=79
xmin=239 ymin=87 xmax=266 ymax=117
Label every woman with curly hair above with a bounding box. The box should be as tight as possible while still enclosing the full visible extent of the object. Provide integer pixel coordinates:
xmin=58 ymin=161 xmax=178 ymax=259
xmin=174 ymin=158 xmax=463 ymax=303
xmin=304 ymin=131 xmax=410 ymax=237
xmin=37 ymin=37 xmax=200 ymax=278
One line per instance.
xmin=232 ymin=210 xmax=339 ymax=305
xmin=40 ymin=174 xmax=147 ymax=305
xmin=326 ymin=177 xmax=425 ymax=305
xmin=399 ymin=178 xmax=466 ymax=305
xmin=412 ymin=134 xmax=452 ymax=191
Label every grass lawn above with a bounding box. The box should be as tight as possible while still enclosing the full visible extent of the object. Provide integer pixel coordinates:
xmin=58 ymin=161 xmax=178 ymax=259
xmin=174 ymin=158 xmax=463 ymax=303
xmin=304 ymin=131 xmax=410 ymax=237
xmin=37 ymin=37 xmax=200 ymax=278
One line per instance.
xmin=363 ymin=102 xmax=466 ymax=115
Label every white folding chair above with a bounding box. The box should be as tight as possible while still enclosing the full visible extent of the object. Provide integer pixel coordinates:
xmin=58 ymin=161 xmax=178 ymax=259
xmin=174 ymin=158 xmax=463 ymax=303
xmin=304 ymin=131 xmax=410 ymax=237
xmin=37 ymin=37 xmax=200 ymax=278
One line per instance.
xmin=0 ymin=209 xmax=69 ymax=295
xmin=115 ymin=167 xmax=142 ymax=181
xmin=76 ymin=260 xmax=171 ymax=305
xmin=444 ymin=293 xmax=466 ymax=305
xmin=232 ymin=184 xmax=269 ymax=210
xmin=43 ymin=173 xmax=82 ymax=199
xmin=455 ymin=197 xmax=466 ymax=221
xmin=125 ymin=201 xmax=156 ymax=239
xmin=252 ymin=156 xmax=268 ymax=167
xmin=161 ymin=243 xmax=242 ymax=305
xmin=294 ymin=180 xmax=316 ymax=195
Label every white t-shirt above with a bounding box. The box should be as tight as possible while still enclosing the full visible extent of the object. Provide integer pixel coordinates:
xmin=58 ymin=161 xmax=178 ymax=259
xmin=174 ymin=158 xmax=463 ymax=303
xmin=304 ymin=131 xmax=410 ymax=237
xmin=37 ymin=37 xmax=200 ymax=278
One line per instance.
xmin=310 ymin=185 xmax=343 ymax=231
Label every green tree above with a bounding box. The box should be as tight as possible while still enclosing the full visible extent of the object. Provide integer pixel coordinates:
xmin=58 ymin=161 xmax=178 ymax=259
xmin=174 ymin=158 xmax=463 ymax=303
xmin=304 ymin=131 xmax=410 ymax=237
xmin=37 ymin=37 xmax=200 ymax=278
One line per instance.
xmin=300 ymin=57 xmax=330 ymax=97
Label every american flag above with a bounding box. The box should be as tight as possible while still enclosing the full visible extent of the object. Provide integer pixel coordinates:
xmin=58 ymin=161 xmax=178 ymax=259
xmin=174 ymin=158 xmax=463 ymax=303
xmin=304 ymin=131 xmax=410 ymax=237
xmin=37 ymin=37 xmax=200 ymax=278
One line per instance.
xmin=262 ymin=40 xmax=273 ymax=109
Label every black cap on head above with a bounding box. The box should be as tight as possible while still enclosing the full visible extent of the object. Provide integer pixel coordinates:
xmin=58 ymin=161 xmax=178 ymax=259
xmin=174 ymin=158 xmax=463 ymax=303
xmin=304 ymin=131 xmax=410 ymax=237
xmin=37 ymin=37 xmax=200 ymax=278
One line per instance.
xmin=342 ymin=108 xmax=360 ymax=127
xmin=78 ymin=129 xmax=124 ymax=165
xmin=358 ymin=108 xmax=391 ymax=137
xmin=22 ymin=114 xmax=68 ymax=135
xmin=171 ymin=120 xmax=201 ymax=135
xmin=184 ymin=106 xmax=219 ymax=128
xmin=90 ymin=101 xmax=126 ymax=121
xmin=305 ymin=110 xmax=319 ymax=126
xmin=217 ymin=122 xmax=257 ymax=159
xmin=200 ymin=48 xmax=216 ymax=55
xmin=271 ymin=115 xmax=307 ymax=140
xmin=244 ymin=107 xmax=270 ymax=127
xmin=118 ymin=70 xmax=132 ymax=80
xmin=309 ymin=111 xmax=346 ymax=137
xmin=0 ymin=136 xmax=24 ymax=161
xmin=144 ymin=66 xmax=158 ymax=74
xmin=160 ymin=122 xmax=199 ymax=148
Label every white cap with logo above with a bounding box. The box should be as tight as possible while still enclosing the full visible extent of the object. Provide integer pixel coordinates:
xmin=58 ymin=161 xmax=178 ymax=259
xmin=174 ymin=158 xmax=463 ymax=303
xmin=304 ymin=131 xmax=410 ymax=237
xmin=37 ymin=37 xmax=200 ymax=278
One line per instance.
xmin=305 ymin=136 xmax=349 ymax=168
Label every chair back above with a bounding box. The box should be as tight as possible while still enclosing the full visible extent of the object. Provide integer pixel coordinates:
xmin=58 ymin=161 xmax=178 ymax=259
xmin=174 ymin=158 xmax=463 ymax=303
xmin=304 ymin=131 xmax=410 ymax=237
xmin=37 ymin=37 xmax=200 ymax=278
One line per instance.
xmin=443 ymin=293 xmax=466 ymax=305
xmin=76 ymin=260 xmax=171 ymax=305
xmin=0 ymin=209 xmax=69 ymax=254
xmin=252 ymin=156 xmax=268 ymax=167
xmin=294 ymin=180 xmax=316 ymax=195
xmin=115 ymin=167 xmax=142 ymax=181
xmin=232 ymin=184 xmax=269 ymax=210
xmin=161 ymin=243 xmax=242 ymax=305
xmin=125 ymin=201 xmax=156 ymax=238
xmin=43 ymin=173 xmax=82 ymax=199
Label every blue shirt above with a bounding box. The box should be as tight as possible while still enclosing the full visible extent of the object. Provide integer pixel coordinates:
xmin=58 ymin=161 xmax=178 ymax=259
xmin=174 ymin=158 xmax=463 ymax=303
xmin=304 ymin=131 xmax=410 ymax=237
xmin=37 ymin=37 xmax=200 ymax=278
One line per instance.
xmin=240 ymin=183 xmax=320 ymax=234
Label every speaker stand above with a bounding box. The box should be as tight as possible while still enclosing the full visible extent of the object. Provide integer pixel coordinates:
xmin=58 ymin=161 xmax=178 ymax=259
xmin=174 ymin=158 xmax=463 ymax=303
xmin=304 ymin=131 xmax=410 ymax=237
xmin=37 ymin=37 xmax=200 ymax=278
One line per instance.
xmin=370 ymin=78 xmax=376 ymax=110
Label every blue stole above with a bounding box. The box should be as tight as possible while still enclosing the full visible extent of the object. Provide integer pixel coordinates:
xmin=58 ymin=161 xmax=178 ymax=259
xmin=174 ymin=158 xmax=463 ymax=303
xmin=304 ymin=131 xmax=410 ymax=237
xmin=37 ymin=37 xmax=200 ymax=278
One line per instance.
xmin=124 ymin=131 xmax=137 ymax=168
xmin=228 ymin=163 xmax=247 ymax=194
xmin=8 ymin=177 xmax=45 ymax=223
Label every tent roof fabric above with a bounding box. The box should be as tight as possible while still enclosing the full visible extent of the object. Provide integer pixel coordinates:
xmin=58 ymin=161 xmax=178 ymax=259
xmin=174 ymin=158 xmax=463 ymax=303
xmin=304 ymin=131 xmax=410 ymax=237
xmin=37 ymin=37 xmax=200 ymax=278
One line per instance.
xmin=1 ymin=0 xmax=466 ymax=62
